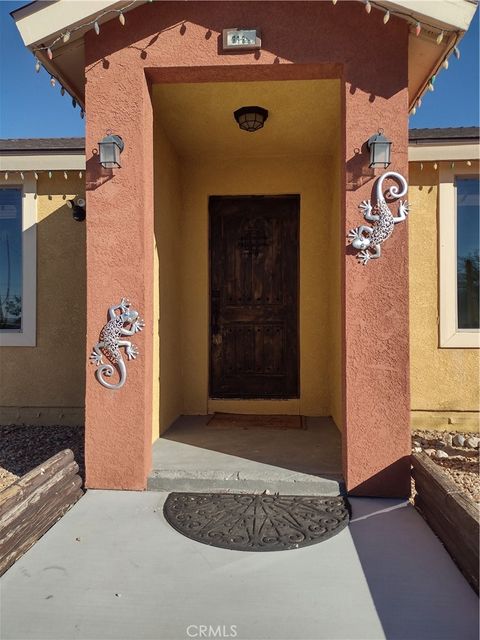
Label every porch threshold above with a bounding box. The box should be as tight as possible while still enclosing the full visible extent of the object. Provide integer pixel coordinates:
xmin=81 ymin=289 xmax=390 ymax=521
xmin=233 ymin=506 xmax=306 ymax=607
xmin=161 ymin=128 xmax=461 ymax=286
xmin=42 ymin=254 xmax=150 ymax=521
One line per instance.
xmin=148 ymin=415 xmax=344 ymax=496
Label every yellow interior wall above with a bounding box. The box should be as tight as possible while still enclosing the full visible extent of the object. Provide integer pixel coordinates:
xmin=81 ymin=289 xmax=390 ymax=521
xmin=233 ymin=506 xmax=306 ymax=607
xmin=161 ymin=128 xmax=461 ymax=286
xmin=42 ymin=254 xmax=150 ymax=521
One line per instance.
xmin=328 ymin=137 xmax=343 ymax=430
xmin=0 ymin=174 xmax=85 ymax=409
xmin=409 ymin=162 xmax=480 ymax=414
xmin=179 ymin=155 xmax=339 ymax=417
xmin=153 ymin=123 xmax=183 ymax=436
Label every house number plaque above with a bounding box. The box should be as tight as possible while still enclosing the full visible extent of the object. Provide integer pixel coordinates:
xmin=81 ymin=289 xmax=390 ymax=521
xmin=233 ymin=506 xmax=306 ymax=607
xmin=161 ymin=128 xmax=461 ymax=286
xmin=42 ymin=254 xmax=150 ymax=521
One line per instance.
xmin=222 ymin=28 xmax=261 ymax=50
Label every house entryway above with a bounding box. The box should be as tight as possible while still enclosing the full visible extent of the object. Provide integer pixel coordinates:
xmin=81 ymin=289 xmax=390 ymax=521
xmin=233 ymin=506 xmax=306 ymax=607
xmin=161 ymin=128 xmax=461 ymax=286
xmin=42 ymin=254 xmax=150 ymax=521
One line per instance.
xmin=148 ymin=415 xmax=343 ymax=495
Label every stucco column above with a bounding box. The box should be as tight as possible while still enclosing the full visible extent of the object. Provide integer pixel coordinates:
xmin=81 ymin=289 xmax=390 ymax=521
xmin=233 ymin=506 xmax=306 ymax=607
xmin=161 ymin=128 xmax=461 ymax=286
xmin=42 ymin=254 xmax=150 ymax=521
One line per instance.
xmin=343 ymin=82 xmax=411 ymax=497
xmin=84 ymin=65 xmax=154 ymax=490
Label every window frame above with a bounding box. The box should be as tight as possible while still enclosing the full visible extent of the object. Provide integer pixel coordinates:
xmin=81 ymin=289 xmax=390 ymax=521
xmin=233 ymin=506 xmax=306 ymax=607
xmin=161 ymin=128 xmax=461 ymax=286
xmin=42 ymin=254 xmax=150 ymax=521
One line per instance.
xmin=439 ymin=164 xmax=480 ymax=348
xmin=0 ymin=176 xmax=37 ymax=347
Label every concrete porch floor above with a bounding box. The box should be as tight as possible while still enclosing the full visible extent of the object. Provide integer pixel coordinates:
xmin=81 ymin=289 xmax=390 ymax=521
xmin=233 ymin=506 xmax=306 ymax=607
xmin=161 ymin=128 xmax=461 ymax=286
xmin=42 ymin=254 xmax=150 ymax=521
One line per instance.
xmin=1 ymin=491 xmax=478 ymax=640
xmin=148 ymin=415 xmax=344 ymax=495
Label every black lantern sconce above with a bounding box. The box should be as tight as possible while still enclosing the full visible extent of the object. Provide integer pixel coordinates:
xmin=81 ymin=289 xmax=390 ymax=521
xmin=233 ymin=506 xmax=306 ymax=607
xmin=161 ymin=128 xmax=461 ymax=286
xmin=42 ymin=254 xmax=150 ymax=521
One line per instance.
xmin=234 ymin=106 xmax=269 ymax=132
xmin=98 ymin=134 xmax=124 ymax=168
xmin=367 ymin=130 xmax=392 ymax=169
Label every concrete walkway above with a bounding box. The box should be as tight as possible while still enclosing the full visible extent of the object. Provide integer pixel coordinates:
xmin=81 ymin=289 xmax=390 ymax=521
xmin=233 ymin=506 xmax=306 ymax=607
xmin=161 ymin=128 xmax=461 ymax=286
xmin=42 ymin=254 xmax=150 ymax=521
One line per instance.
xmin=149 ymin=415 xmax=343 ymax=495
xmin=1 ymin=491 xmax=478 ymax=640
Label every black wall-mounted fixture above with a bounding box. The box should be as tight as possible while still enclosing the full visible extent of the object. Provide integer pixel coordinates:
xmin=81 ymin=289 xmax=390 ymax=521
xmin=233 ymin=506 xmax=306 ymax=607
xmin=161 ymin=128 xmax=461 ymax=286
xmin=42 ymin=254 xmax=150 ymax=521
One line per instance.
xmin=367 ymin=130 xmax=392 ymax=168
xmin=67 ymin=197 xmax=86 ymax=222
xmin=234 ymin=106 xmax=269 ymax=132
xmin=98 ymin=134 xmax=124 ymax=168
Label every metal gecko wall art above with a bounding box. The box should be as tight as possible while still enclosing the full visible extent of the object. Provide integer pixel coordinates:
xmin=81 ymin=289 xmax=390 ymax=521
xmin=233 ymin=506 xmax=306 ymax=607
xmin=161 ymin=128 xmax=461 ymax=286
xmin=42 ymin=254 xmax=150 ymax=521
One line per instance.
xmin=348 ymin=171 xmax=410 ymax=265
xmin=90 ymin=297 xmax=145 ymax=389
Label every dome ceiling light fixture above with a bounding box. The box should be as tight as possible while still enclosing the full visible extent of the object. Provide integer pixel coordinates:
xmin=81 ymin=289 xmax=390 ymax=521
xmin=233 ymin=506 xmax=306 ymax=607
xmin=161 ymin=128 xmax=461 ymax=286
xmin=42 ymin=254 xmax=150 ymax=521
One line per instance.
xmin=233 ymin=106 xmax=269 ymax=132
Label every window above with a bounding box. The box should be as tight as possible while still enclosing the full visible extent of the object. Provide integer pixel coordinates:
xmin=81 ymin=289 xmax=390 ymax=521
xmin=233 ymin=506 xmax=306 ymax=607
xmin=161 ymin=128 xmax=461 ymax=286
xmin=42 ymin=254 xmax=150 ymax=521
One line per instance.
xmin=439 ymin=166 xmax=480 ymax=348
xmin=0 ymin=177 xmax=37 ymax=346
xmin=0 ymin=188 xmax=22 ymax=330
xmin=456 ymin=177 xmax=479 ymax=330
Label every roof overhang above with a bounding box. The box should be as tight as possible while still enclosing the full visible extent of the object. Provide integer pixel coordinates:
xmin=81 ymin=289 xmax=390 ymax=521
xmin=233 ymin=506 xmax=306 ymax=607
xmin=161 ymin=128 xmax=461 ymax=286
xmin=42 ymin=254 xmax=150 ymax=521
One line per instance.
xmin=11 ymin=0 xmax=479 ymax=111
xmin=408 ymin=138 xmax=480 ymax=161
xmin=0 ymin=147 xmax=85 ymax=171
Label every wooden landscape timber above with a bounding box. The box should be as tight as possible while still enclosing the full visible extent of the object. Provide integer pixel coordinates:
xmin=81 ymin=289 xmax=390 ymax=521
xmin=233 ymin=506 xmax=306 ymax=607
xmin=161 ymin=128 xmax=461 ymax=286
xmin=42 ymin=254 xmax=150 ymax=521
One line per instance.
xmin=412 ymin=452 xmax=479 ymax=593
xmin=0 ymin=449 xmax=83 ymax=576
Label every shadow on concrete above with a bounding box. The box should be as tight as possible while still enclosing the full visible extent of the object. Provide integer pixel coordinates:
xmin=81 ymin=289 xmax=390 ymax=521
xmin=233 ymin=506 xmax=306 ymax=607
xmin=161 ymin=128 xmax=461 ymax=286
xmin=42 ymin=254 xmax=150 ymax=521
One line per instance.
xmin=159 ymin=414 xmax=342 ymax=478
xmin=349 ymin=497 xmax=479 ymax=640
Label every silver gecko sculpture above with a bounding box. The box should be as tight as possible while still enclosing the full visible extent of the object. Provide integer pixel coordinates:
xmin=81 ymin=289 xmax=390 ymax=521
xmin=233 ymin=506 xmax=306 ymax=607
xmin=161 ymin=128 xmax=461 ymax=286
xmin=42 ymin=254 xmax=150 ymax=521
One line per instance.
xmin=348 ymin=171 xmax=410 ymax=265
xmin=90 ymin=298 xmax=145 ymax=389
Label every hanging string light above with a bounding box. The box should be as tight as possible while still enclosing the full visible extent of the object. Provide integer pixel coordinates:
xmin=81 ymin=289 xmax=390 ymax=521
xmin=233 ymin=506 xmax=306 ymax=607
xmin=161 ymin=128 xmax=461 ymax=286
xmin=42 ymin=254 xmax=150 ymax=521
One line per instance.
xmin=364 ymin=0 xmax=372 ymax=14
xmin=47 ymin=47 xmax=53 ymax=60
xmin=64 ymin=171 xmax=68 ymax=180
xmin=48 ymin=171 xmax=52 ymax=179
xmin=119 ymin=12 xmax=125 ymax=25
xmin=50 ymin=76 xmax=56 ymax=87
xmin=467 ymin=160 xmax=472 ymax=167
xmin=72 ymin=97 xmax=77 ymax=108
xmin=436 ymin=30 xmax=444 ymax=45
xmin=415 ymin=22 xmax=421 ymax=36
xmin=411 ymin=106 xmax=416 ymax=115
xmin=4 ymin=172 xmax=8 ymax=181
xmin=79 ymin=171 xmax=83 ymax=179
xmin=35 ymin=58 xmax=41 ymax=73
xmin=34 ymin=172 xmax=39 ymax=180
xmin=433 ymin=163 xmax=438 ymax=170
xmin=80 ymin=109 xmax=85 ymax=119
xmin=454 ymin=46 xmax=461 ymax=59
xmin=332 ymin=0 xmax=338 ymax=4
xmin=94 ymin=21 xmax=100 ymax=35
xmin=383 ymin=10 xmax=390 ymax=24
xmin=443 ymin=58 xmax=449 ymax=70
xmin=420 ymin=163 xmax=424 ymax=171
xmin=63 ymin=31 xmax=71 ymax=43
xmin=61 ymin=86 xmax=65 ymax=96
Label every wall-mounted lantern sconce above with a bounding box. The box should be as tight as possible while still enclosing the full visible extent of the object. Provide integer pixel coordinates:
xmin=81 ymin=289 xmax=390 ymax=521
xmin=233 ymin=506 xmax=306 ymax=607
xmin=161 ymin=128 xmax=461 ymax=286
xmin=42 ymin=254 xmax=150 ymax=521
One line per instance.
xmin=234 ymin=106 xmax=269 ymax=132
xmin=367 ymin=130 xmax=392 ymax=169
xmin=98 ymin=134 xmax=124 ymax=168
xmin=67 ymin=197 xmax=86 ymax=222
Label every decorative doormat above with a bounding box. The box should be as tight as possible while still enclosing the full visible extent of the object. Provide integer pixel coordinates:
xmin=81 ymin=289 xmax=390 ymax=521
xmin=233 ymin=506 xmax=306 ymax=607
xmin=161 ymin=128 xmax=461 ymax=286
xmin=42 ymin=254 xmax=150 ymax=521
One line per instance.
xmin=206 ymin=413 xmax=304 ymax=430
xmin=163 ymin=493 xmax=350 ymax=551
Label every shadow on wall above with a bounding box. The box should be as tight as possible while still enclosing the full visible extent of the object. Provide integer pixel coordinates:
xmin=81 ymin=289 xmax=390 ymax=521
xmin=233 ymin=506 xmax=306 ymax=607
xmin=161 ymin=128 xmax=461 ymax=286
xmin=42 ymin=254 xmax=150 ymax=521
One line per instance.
xmin=349 ymin=498 xmax=479 ymax=639
xmin=85 ymin=1 xmax=407 ymax=101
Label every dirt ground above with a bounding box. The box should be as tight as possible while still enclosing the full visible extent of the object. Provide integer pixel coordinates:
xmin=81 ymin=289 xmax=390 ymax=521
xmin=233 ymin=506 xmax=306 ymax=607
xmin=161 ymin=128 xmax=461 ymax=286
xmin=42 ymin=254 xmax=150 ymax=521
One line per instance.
xmin=0 ymin=425 xmax=84 ymax=492
xmin=412 ymin=429 xmax=480 ymax=503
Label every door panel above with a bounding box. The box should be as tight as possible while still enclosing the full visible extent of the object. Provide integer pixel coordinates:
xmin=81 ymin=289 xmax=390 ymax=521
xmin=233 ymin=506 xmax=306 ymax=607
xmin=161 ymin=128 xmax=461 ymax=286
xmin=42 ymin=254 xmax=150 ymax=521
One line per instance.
xmin=209 ymin=195 xmax=299 ymax=398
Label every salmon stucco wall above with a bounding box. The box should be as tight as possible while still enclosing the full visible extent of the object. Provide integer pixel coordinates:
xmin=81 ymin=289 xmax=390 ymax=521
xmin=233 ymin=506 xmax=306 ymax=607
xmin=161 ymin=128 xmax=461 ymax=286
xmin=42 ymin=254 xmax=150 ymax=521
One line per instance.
xmin=85 ymin=0 xmax=410 ymax=494
xmin=0 ymin=174 xmax=85 ymax=426
xmin=409 ymin=162 xmax=480 ymax=431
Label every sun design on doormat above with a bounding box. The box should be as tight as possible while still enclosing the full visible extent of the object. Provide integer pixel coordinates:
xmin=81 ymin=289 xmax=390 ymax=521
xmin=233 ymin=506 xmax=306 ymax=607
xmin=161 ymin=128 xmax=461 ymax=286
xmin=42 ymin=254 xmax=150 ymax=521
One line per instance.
xmin=163 ymin=493 xmax=350 ymax=551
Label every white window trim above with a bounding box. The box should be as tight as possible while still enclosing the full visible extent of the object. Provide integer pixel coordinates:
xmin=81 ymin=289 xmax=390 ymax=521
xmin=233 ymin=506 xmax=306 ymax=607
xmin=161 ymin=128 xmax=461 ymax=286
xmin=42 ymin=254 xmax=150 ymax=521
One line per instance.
xmin=439 ymin=164 xmax=480 ymax=348
xmin=0 ymin=175 xmax=37 ymax=346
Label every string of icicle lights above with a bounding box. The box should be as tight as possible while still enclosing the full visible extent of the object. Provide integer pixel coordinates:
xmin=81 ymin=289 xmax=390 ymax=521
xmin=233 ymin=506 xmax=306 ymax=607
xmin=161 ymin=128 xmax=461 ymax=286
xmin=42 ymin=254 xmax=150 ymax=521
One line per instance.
xmin=32 ymin=0 xmax=461 ymax=117
xmin=418 ymin=160 xmax=475 ymax=171
xmin=3 ymin=170 xmax=84 ymax=180
xmin=333 ymin=0 xmax=462 ymax=115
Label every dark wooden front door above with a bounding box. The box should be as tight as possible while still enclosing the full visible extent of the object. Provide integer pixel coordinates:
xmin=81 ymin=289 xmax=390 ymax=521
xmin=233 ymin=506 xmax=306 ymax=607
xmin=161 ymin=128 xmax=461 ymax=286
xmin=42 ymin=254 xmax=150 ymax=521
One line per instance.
xmin=209 ymin=195 xmax=299 ymax=399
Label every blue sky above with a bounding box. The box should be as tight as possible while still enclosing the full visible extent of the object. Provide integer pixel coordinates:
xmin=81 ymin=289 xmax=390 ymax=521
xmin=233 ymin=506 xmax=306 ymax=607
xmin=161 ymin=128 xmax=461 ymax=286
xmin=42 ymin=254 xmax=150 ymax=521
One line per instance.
xmin=0 ymin=0 xmax=478 ymax=138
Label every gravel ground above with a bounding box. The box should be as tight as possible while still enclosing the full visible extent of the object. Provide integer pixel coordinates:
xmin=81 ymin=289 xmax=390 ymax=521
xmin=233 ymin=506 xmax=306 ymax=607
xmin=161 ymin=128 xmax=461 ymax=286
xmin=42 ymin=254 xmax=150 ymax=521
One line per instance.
xmin=412 ymin=429 xmax=479 ymax=503
xmin=0 ymin=425 xmax=84 ymax=492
